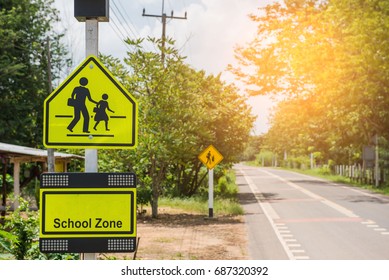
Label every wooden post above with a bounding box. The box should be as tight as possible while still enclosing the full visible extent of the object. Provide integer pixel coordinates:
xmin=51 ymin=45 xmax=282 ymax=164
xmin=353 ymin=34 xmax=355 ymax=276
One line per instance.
xmin=13 ymin=160 xmax=20 ymax=210
xmin=1 ymin=159 xmax=8 ymax=219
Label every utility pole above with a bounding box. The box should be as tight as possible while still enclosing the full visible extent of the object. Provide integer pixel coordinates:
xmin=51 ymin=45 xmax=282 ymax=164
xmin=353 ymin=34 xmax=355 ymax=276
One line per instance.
xmin=142 ymin=0 xmax=187 ymax=63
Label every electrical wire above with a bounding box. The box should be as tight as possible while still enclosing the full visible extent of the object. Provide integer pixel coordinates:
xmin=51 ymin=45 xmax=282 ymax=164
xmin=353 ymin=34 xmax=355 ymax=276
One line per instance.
xmin=112 ymin=0 xmax=157 ymax=53
xmin=109 ymin=2 xmax=136 ymax=52
xmin=112 ymin=0 xmax=139 ymax=40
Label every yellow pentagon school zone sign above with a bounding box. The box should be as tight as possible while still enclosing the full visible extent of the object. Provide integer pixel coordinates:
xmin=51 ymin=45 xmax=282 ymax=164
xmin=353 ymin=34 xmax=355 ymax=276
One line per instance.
xmin=43 ymin=55 xmax=138 ymax=149
xmin=198 ymin=145 xmax=224 ymax=170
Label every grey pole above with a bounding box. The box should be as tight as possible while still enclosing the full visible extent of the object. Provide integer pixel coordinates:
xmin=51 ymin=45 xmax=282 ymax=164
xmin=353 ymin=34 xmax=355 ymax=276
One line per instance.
xmin=46 ymin=37 xmax=55 ymax=173
xmin=83 ymin=18 xmax=99 ymax=261
xmin=85 ymin=19 xmax=99 ymax=175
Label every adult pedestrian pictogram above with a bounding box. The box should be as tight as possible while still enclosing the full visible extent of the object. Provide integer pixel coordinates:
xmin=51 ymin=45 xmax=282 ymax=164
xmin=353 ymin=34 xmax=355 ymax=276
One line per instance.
xmin=43 ymin=55 xmax=138 ymax=149
xmin=206 ymin=150 xmax=214 ymax=165
xmin=67 ymin=77 xmax=97 ymax=133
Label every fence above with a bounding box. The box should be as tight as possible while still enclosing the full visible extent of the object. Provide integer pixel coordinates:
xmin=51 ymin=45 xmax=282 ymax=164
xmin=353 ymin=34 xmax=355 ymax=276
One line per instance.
xmin=334 ymin=164 xmax=387 ymax=185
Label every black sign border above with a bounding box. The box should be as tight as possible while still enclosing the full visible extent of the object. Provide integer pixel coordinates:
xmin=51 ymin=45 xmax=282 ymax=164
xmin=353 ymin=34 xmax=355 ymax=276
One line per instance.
xmin=44 ymin=56 xmax=137 ymax=148
xmin=41 ymin=190 xmax=135 ymax=236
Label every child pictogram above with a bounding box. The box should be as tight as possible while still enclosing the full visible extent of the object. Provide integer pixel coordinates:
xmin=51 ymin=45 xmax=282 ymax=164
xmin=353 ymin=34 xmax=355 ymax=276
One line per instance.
xmin=93 ymin=93 xmax=115 ymax=131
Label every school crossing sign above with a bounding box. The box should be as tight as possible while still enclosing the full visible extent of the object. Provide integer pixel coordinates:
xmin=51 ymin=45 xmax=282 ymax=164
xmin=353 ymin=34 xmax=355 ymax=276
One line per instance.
xmin=43 ymin=55 xmax=138 ymax=149
xmin=198 ymin=145 xmax=223 ymax=170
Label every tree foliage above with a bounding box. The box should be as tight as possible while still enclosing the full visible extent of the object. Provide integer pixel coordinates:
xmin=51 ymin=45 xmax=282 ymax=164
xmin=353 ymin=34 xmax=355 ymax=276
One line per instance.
xmin=233 ymin=0 xmax=389 ymax=165
xmin=0 ymin=1 xmax=254 ymax=219
xmin=100 ymin=38 xmax=254 ymax=217
xmin=0 ymin=0 xmax=70 ymax=147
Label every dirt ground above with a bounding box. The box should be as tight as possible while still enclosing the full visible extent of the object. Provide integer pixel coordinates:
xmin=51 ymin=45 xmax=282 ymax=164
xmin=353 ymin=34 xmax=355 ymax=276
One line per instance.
xmin=101 ymin=207 xmax=249 ymax=260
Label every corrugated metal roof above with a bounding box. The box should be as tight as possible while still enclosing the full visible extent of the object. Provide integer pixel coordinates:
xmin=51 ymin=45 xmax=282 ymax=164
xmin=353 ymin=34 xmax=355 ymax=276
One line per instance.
xmin=0 ymin=142 xmax=83 ymax=162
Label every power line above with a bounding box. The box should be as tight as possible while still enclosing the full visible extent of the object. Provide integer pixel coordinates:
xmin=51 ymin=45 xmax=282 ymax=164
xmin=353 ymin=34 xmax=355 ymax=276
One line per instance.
xmin=112 ymin=0 xmax=139 ymax=40
xmin=142 ymin=0 xmax=187 ymax=63
xmin=109 ymin=2 xmax=137 ymax=52
xmin=110 ymin=4 xmax=134 ymax=40
xmin=112 ymin=0 xmax=156 ymax=53
xmin=109 ymin=20 xmax=134 ymax=53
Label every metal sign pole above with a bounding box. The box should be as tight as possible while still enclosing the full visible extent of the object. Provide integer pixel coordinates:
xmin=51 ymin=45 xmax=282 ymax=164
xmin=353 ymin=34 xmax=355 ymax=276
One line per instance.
xmin=208 ymin=168 xmax=214 ymax=218
xmin=83 ymin=18 xmax=99 ymax=261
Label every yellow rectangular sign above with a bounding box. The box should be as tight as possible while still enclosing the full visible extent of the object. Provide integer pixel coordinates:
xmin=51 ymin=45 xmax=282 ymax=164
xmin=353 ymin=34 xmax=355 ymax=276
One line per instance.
xmin=40 ymin=190 xmax=135 ymax=238
xmin=39 ymin=173 xmax=137 ymax=253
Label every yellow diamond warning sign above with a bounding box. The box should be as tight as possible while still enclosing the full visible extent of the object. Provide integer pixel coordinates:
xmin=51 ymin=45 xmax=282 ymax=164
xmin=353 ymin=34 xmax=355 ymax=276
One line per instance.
xmin=198 ymin=145 xmax=224 ymax=169
xmin=43 ymin=55 xmax=138 ymax=149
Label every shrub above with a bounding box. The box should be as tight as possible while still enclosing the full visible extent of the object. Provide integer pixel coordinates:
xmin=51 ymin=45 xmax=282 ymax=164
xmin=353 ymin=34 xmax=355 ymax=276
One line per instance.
xmin=0 ymin=198 xmax=79 ymax=260
xmin=0 ymin=198 xmax=39 ymax=260
xmin=215 ymin=171 xmax=237 ymax=198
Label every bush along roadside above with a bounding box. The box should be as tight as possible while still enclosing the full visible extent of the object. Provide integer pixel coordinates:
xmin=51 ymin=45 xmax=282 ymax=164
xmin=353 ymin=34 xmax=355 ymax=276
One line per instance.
xmin=0 ymin=198 xmax=79 ymax=260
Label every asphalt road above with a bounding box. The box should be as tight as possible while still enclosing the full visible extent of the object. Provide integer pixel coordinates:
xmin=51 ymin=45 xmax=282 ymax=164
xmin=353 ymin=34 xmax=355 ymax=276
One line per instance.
xmin=236 ymin=164 xmax=389 ymax=260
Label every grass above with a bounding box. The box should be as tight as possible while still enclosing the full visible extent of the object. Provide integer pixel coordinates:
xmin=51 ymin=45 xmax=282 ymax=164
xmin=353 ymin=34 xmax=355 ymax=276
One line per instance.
xmin=158 ymin=196 xmax=244 ymax=216
xmin=245 ymin=161 xmax=389 ymax=196
xmin=156 ymin=169 xmax=244 ymax=216
xmin=0 ymin=253 xmax=13 ymax=260
xmin=282 ymin=167 xmax=389 ymax=196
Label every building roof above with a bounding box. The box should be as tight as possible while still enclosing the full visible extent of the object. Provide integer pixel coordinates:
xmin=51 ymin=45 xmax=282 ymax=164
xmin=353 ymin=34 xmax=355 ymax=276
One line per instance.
xmin=0 ymin=142 xmax=83 ymax=163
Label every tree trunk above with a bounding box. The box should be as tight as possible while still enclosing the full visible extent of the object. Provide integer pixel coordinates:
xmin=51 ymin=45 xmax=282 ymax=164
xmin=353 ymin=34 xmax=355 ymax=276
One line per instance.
xmin=150 ymin=156 xmax=167 ymax=218
xmin=151 ymin=189 xmax=159 ymax=218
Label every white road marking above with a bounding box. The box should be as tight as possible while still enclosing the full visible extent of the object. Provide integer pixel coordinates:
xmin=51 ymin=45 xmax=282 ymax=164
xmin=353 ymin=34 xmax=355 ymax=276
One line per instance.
xmin=367 ymin=224 xmax=379 ymax=228
xmin=362 ymin=220 xmax=375 ymax=224
xmin=241 ymin=168 xmax=296 ymax=260
xmin=259 ymin=169 xmax=360 ymax=218
xmin=285 ymin=239 xmax=297 ymax=243
xmin=295 ymin=256 xmax=310 ymax=260
xmin=288 ymin=244 xmax=302 ymax=248
xmin=240 ymin=167 xmax=311 ymax=260
xmin=240 ymin=165 xmax=389 ymax=260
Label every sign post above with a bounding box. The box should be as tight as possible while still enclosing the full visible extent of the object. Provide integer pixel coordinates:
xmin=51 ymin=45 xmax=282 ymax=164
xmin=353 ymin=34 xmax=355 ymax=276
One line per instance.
xmin=198 ymin=145 xmax=223 ymax=218
xmin=40 ymin=1 xmax=138 ymax=260
xmin=83 ymin=1 xmax=102 ymax=261
xmin=208 ymin=168 xmax=214 ymax=218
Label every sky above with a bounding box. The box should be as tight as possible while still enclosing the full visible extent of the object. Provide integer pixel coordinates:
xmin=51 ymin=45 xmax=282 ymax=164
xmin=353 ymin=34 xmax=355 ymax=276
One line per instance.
xmin=54 ymin=0 xmax=275 ymax=135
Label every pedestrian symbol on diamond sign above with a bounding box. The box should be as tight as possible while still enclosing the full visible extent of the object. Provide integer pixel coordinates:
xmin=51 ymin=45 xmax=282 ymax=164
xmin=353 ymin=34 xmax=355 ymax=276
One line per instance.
xmin=198 ymin=145 xmax=223 ymax=169
xmin=43 ymin=55 xmax=138 ymax=149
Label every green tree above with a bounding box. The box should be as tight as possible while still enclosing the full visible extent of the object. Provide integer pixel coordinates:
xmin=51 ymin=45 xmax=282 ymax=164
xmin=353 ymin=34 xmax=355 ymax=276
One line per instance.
xmin=100 ymin=37 xmax=254 ymax=217
xmin=0 ymin=0 xmax=70 ymax=147
xmin=233 ymin=0 xmax=389 ymax=166
xmin=242 ymin=135 xmax=265 ymax=161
